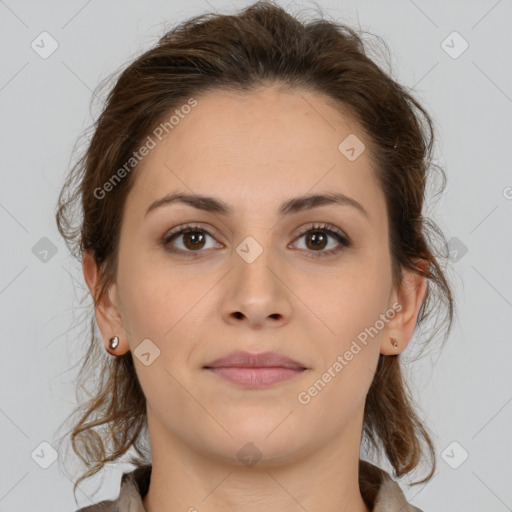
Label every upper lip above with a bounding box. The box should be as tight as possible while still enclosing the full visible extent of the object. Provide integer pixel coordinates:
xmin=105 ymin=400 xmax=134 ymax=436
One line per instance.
xmin=204 ymin=351 xmax=307 ymax=370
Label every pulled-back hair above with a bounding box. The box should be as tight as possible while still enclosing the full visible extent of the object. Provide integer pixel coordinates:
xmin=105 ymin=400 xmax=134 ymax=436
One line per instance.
xmin=55 ymin=0 xmax=454 ymax=498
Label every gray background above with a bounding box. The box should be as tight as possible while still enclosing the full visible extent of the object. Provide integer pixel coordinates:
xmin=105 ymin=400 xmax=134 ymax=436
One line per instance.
xmin=1 ymin=1 xmax=511 ymax=511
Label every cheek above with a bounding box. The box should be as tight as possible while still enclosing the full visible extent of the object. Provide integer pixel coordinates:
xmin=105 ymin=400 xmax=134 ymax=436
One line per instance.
xmin=306 ymin=269 xmax=390 ymax=342
xmin=117 ymin=255 xmax=220 ymax=374
xmin=116 ymin=248 xmax=187 ymax=335
xmin=300 ymin=264 xmax=390 ymax=397
xmin=299 ymin=283 xmax=384 ymax=413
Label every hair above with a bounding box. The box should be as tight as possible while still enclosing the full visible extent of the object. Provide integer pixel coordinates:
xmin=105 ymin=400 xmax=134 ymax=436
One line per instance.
xmin=55 ymin=0 xmax=455 ymax=501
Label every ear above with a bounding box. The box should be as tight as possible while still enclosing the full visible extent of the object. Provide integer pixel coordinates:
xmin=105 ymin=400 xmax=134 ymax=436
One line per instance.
xmin=380 ymin=259 xmax=428 ymax=355
xmin=82 ymin=250 xmax=130 ymax=355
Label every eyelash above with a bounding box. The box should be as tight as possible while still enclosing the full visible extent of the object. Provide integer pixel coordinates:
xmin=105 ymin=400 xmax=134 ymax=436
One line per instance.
xmin=162 ymin=224 xmax=352 ymax=258
xmin=162 ymin=222 xmax=352 ymax=258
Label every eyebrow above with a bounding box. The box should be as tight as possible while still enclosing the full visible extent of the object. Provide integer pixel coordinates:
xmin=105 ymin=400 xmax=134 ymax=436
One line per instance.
xmin=145 ymin=191 xmax=369 ymax=220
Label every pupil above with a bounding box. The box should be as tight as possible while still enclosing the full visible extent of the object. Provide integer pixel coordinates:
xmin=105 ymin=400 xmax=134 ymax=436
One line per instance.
xmin=308 ymin=231 xmax=326 ymax=250
xmin=181 ymin=230 xmax=329 ymax=251
xmin=185 ymin=231 xmax=204 ymax=249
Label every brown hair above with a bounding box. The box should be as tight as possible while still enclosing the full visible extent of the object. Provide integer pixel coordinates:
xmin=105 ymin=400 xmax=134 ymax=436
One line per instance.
xmin=55 ymin=0 xmax=454 ymax=499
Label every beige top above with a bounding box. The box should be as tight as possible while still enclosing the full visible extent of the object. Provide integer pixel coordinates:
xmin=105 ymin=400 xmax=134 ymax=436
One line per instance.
xmin=75 ymin=459 xmax=424 ymax=512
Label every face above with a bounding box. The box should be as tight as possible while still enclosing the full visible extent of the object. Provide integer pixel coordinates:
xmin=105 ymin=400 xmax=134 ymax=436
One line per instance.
xmin=92 ymin=84 xmax=419 ymax=467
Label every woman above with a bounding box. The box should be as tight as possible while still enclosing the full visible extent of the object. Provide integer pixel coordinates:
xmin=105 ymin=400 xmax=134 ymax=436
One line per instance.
xmin=55 ymin=1 xmax=454 ymax=511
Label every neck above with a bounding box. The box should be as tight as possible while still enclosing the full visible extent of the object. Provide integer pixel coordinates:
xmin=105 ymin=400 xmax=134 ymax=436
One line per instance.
xmin=142 ymin=412 xmax=370 ymax=512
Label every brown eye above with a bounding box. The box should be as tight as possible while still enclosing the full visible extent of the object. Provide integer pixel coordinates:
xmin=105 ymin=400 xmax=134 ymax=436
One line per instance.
xmin=181 ymin=230 xmax=206 ymax=250
xmin=163 ymin=222 xmax=351 ymax=258
xmin=163 ymin=224 xmax=220 ymax=254
xmin=292 ymin=223 xmax=351 ymax=257
xmin=304 ymin=230 xmax=328 ymax=251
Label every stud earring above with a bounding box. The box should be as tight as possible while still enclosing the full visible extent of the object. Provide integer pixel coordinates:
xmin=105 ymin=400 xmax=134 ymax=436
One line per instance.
xmin=106 ymin=336 xmax=119 ymax=356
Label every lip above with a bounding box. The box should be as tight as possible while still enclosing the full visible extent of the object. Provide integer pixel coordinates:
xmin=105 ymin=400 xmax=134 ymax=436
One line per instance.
xmin=204 ymin=350 xmax=306 ymax=370
xmin=203 ymin=351 xmax=308 ymax=389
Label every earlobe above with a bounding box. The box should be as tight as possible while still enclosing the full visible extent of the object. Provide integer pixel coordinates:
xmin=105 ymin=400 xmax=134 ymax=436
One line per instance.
xmin=380 ymin=336 xmax=401 ymax=356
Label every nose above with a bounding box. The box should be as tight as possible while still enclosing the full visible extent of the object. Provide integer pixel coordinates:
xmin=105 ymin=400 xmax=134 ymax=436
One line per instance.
xmin=222 ymin=244 xmax=292 ymax=329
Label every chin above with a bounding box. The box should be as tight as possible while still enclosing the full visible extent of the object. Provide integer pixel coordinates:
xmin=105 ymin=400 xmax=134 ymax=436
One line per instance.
xmin=222 ymin=428 xmax=303 ymax=463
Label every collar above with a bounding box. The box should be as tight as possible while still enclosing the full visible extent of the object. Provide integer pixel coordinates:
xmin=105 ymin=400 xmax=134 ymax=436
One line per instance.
xmin=87 ymin=459 xmax=423 ymax=512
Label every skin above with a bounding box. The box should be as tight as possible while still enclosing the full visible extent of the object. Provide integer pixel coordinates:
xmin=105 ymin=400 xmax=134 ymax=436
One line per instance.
xmin=83 ymin=84 xmax=427 ymax=512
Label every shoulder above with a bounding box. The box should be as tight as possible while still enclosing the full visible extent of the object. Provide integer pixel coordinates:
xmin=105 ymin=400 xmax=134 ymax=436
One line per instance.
xmin=74 ymin=465 xmax=152 ymax=512
xmin=75 ymin=500 xmax=117 ymax=512
xmin=359 ymin=459 xmax=425 ymax=512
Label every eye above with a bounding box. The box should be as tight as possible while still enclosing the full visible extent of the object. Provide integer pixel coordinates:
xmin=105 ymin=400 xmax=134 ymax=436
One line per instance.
xmin=163 ymin=224 xmax=221 ymax=255
xmin=162 ymin=222 xmax=351 ymax=257
xmin=290 ymin=223 xmax=351 ymax=257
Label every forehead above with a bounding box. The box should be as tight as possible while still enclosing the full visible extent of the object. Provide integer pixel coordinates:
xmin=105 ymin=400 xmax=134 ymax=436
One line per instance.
xmin=125 ymin=85 xmax=385 ymax=222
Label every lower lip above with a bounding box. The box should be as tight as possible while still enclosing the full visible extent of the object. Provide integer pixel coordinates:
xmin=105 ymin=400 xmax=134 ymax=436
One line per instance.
xmin=205 ymin=366 xmax=306 ymax=388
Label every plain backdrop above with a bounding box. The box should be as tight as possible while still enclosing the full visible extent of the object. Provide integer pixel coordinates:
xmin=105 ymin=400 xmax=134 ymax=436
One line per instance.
xmin=1 ymin=1 xmax=511 ymax=511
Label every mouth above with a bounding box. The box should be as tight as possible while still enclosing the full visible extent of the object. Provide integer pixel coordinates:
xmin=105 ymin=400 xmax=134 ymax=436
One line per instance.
xmin=204 ymin=366 xmax=307 ymax=388
xmin=203 ymin=350 xmax=308 ymax=389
